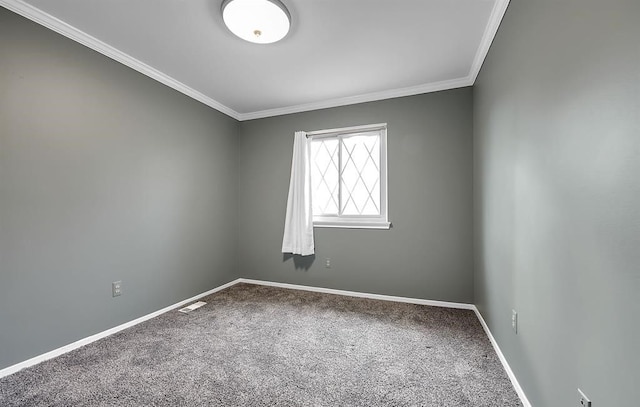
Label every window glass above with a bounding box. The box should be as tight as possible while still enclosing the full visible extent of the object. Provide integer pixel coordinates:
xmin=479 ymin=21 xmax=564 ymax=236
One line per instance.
xmin=308 ymin=123 xmax=389 ymax=229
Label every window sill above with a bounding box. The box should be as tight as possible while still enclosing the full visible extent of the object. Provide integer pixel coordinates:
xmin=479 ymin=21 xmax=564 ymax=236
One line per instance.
xmin=313 ymin=221 xmax=391 ymax=230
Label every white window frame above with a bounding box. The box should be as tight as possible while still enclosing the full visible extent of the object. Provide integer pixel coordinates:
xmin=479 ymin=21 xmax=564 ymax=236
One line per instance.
xmin=308 ymin=123 xmax=390 ymax=230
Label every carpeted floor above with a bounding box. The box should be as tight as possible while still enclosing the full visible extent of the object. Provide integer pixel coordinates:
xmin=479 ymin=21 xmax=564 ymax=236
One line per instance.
xmin=0 ymin=283 xmax=522 ymax=406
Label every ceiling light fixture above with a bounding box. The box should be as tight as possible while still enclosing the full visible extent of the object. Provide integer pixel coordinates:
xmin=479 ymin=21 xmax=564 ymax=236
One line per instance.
xmin=221 ymin=0 xmax=291 ymax=44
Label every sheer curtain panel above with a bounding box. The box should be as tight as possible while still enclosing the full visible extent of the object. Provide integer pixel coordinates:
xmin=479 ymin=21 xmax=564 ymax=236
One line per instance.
xmin=282 ymin=131 xmax=315 ymax=256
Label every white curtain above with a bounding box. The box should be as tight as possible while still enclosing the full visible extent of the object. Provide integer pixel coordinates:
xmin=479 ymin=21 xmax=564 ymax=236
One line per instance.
xmin=282 ymin=131 xmax=315 ymax=256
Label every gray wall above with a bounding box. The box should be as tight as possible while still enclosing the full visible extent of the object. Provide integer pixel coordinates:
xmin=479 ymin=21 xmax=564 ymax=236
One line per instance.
xmin=238 ymin=89 xmax=474 ymax=303
xmin=0 ymin=8 xmax=239 ymax=370
xmin=474 ymin=1 xmax=640 ymax=406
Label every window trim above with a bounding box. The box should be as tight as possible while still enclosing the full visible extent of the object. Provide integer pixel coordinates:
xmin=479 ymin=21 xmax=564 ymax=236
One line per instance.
xmin=308 ymin=123 xmax=390 ymax=230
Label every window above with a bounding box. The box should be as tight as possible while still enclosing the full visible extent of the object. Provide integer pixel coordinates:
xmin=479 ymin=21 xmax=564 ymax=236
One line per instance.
xmin=309 ymin=123 xmax=389 ymax=229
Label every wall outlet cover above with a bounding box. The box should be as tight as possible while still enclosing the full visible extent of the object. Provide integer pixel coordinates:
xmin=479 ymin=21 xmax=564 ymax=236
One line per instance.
xmin=112 ymin=281 xmax=122 ymax=297
xmin=578 ymin=389 xmax=591 ymax=407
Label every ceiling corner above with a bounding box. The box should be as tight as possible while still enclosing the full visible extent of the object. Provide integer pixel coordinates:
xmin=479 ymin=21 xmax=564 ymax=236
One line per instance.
xmin=468 ymin=0 xmax=511 ymax=83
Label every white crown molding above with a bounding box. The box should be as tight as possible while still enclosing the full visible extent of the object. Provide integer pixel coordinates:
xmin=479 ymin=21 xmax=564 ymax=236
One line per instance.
xmin=0 ymin=0 xmax=242 ymax=120
xmin=1 ymin=0 xmax=508 ymax=122
xmin=468 ymin=0 xmax=511 ymax=82
xmin=237 ymin=76 xmax=474 ymax=121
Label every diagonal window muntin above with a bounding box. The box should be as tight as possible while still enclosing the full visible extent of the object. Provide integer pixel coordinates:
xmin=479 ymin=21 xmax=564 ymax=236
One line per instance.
xmin=308 ymin=123 xmax=389 ymax=229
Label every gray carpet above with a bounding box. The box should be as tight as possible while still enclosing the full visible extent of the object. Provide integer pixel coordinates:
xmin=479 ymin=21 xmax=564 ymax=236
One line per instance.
xmin=0 ymin=283 xmax=522 ymax=406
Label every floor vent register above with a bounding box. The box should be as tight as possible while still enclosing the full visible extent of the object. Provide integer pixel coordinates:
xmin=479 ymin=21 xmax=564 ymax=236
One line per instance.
xmin=178 ymin=301 xmax=207 ymax=314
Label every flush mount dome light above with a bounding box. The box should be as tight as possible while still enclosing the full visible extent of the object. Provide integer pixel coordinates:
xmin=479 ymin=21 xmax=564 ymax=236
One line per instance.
xmin=221 ymin=0 xmax=291 ymax=44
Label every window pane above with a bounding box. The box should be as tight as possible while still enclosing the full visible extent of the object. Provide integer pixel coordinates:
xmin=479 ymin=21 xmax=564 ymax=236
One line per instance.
xmin=311 ymin=138 xmax=339 ymax=215
xmin=340 ymin=133 xmax=380 ymax=215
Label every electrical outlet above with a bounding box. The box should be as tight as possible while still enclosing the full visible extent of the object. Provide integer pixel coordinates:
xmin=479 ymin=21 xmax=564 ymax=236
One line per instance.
xmin=325 ymin=257 xmax=331 ymax=268
xmin=112 ymin=281 xmax=122 ymax=297
xmin=511 ymin=309 xmax=518 ymax=333
xmin=578 ymin=389 xmax=591 ymax=407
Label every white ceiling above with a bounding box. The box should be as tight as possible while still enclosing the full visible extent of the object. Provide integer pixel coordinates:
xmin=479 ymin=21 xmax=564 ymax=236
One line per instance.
xmin=1 ymin=0 xmax=509 ymax=120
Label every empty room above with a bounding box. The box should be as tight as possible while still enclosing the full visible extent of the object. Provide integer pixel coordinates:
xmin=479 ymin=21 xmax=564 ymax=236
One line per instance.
xmin=0 ymin=0 xmax=638 ymax=406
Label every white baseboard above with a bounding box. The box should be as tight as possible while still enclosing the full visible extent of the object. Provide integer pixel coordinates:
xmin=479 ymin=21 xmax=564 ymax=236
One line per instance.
xmin=0 ymin=278 xmax=241 ymax=379
xmin=237 ymin=278 xmax=476 ymax=310
xmin=240 ymin=279 xmax=531 ymax=406
xmin=473 ymin=307 xmax=532 ymax=407
xmin=0 ymin=277 xmax=531 ymax=407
